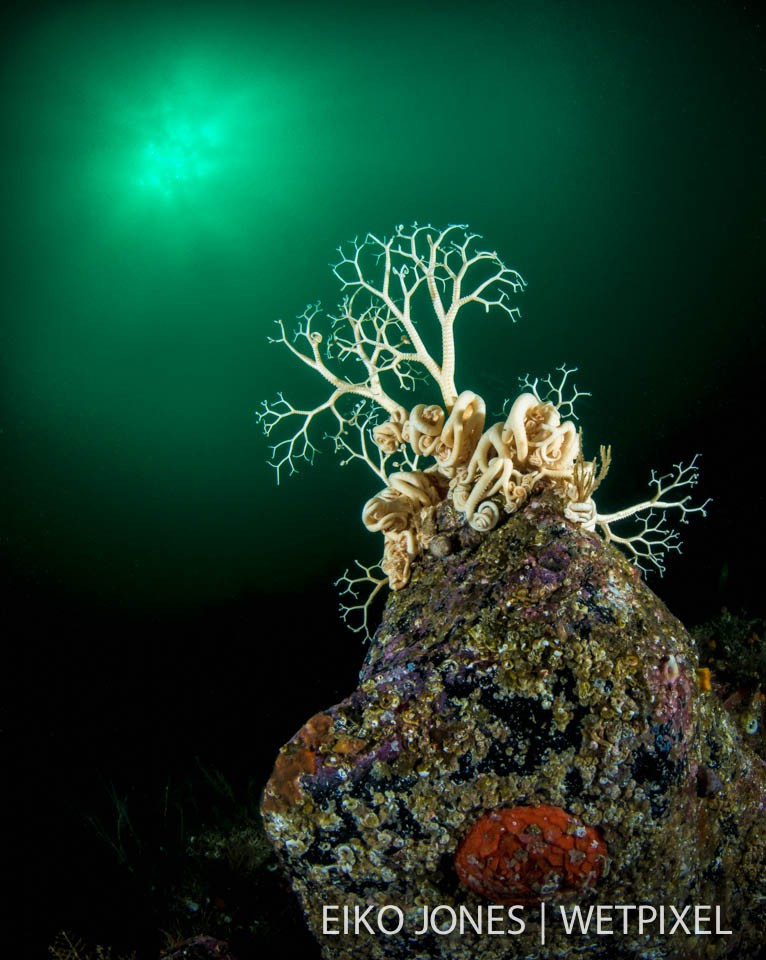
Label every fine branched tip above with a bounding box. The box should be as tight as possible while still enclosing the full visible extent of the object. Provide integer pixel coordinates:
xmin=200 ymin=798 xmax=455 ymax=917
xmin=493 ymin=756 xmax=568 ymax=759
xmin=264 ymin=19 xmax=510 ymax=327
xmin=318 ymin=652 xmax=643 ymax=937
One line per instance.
xmin=258 ymin=223 xmax=710 ymax=623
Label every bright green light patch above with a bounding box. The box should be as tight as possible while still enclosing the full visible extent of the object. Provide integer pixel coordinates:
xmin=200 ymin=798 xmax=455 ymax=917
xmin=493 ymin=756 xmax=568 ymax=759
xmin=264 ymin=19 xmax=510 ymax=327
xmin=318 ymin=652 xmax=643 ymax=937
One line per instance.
xmin=136 ymin=113 xmax=221 ymax=198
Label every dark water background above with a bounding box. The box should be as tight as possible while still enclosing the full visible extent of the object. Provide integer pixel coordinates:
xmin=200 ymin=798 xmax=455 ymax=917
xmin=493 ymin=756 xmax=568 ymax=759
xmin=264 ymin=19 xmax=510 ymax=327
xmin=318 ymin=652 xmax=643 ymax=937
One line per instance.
xmin=3 ymin=0 xmax=763 ymax=956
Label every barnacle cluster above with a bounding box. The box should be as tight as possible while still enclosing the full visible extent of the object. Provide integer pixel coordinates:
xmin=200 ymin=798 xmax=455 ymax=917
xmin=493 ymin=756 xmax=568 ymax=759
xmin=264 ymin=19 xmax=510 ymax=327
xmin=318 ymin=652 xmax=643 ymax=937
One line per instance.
xmin=258 ymin=223 xmax=709 ymax=637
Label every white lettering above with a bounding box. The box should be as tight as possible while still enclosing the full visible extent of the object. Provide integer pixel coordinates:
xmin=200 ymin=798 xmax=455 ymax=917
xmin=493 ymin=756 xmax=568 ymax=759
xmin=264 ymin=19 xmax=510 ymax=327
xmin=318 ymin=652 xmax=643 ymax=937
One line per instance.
xmin=458 ymin=905 xmax=482 ymax=934
xmin=430 ymin=905 xmax=457 ymax=935
xmin=356 ymin=905 xmax=376 ymax=935
xmin=596 ymin=905 xmax=613 ymax=934
xmin=487 ymin=905 xmax=505 ymax=934
xmin=559 ymin=905 xmax=595 ymax=934
xmin=414 ymin=906 xmax=430 ymax=936
xmin=323 ymin=899 xmax=733 ymax=938
xmin=669 ymin=905 xmax=691 ymax=935
xmin=377 ymin=906 xmax=404 ymax=935
xmin=507 ymin=905 xmax=526 ymax=934
xmin=638 ymin=905 xmax=657 ymax=934
xmin=323 ymin=905 xmax=339 ymax=935
xmin=715 ymin=906 xmax=733 ymax=935
xmin=694 ymin=905 xmax=711 ymax=934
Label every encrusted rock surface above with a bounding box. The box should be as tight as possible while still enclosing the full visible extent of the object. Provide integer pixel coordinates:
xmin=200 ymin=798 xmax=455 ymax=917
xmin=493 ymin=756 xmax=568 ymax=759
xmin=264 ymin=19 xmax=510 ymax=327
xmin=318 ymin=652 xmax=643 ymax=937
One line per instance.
xmin=261 ymin=489 xmax=766 ymax=959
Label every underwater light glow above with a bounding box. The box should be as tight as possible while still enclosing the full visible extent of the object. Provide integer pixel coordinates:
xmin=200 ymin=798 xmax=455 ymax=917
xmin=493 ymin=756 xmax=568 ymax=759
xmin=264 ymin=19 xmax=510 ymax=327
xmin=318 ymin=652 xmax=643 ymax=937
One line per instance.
xmin=136 ymin=111 xmax=222 ymax=198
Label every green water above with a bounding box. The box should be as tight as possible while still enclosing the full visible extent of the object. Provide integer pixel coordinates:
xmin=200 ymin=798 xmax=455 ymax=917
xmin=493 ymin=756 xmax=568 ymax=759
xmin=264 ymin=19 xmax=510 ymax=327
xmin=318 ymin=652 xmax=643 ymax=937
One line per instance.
xmin=2 ymin=0 xmax=762 ymax=619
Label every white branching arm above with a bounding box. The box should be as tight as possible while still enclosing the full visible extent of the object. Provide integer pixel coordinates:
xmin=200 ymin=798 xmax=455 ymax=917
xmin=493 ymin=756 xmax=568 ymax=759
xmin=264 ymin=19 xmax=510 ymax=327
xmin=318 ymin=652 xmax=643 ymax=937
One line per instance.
xmin=333 ymin=223 xmax=526 ymax=407
xmin=595 ymin=456 xmax=712 ymax=575
xmin=258 ymin=225 xmax=527 ymax=483
xmin=268 ymin=307 xmax=405 ymax=416
xmin=326 ymin=401 xmax=420 ymax=485
xmin=518 ymin=365 xmax=591 ymax=421
xmin=256 ymin=223 xmax=711 ymax=641
xmin=336 ymin=561 xmax=389 ymax=642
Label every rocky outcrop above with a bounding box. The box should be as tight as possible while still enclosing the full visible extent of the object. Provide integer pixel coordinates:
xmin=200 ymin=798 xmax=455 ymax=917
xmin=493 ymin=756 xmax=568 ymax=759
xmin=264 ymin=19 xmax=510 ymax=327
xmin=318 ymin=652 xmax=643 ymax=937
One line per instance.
xmin=262 ymin=489 xmax=765 ymax=959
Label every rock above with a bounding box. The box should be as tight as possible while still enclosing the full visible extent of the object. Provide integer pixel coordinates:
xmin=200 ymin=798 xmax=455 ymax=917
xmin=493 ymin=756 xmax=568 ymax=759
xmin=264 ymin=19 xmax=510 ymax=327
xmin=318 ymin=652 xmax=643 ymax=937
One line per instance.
xmin=261 ymin=489 xmax=766 ymax=959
